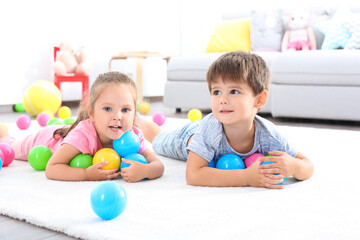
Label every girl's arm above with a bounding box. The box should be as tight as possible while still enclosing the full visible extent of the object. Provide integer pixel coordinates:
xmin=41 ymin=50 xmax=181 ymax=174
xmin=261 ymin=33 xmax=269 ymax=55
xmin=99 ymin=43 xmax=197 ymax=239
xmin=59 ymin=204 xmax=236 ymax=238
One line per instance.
xmin=45 ymin=144 xmax=121 ymax=181
xmin=120 ymin=149 xmax=164 ymax=182
xmin=186 ymin=151 xmax=284 ymax=188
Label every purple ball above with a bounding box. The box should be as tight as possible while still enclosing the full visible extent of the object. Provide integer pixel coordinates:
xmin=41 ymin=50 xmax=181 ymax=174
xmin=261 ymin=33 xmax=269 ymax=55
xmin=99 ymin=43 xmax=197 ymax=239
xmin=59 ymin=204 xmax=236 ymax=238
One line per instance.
xmin=16 ymin=115 xmax=31 ymax=130
xmin=152 ymin=112 xmax=166 ymax=126
xmin=244 ymin=153 xmax=265 ymax=168
xmin=37 ymin=112 xmax=51 ymax=127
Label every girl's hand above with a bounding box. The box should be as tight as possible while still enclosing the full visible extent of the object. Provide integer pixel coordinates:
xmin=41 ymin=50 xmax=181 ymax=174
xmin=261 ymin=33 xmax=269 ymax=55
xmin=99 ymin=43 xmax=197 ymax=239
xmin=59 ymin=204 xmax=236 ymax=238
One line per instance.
xmin=120 ymin=159 xmax=147 ymax=183
xmin=258 ymin=151 xmax=295 ymax=178
xmin=246 ymin=158 xmax=284 ymax=189
xmin=85 ymin=161 xmax=121 ymax=181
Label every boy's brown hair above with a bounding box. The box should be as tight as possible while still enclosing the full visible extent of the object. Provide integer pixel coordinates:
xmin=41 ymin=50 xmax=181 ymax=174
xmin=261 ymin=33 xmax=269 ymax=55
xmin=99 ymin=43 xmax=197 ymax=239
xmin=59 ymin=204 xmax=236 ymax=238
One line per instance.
xmin=206 ymin=51 xmax=271 ymax=95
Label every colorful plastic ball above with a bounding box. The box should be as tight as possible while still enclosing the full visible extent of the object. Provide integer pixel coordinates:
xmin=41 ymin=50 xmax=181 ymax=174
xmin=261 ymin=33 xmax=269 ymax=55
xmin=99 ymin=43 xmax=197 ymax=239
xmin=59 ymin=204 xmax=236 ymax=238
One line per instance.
xmin=47 ymin=117 xmax=64 ymax=126
xmin=244 ymin=153 xmax=265 ymax=168
xmin=0 ymin=122 xmax=8 ymax=132
xmin=0 ymin=143 xmax=15 ymax=167
xmin=93 ymin=148 xmax=121 ymax=170
xmin=0 ymin=150 xmax=4 ymax=171
xmin=14 ymin=103 xmax=25 ymax=112
xmin=139 ymin=102 xmax=150 ymax=114
xmin=36 ymin=112 xmax=51 ymax=127
xmin=23 ymin=80 xmax=62 ymax=116
xmin=69 ymin=154 xmax=93 ymax=169
xmin=0 ymin=158 xmax=2 ymax=171
xmin=152 ymin=112 xmax=166 ymax=126
xmin=64 ymin=117 xmax=76 ymax=125
xmin=58 ymin=106 xmax=71 ymax=119
xmin=113 ymin=131 xmax=140 ymax=158
xmin=208 ymin=159 xmax=216 ymax=168
xmin=121 ymin=153 xmax=147 ymax=169
xmin=216 ymin=154 xmax=245 ymax=170
xmin=16 ymin=115 xmax=31 ymax=130
xmin=188 ymin=108 xmax=202 ymax=121
xmin=41 ymin=110 xmax=54 ymax=118
xmin=261 ymin=160 xmax=287 ymax=185
xmin=90 ymin=181 xmax=127 ymax=220
xmin=28 ymin=145 xmax=53 ymax=171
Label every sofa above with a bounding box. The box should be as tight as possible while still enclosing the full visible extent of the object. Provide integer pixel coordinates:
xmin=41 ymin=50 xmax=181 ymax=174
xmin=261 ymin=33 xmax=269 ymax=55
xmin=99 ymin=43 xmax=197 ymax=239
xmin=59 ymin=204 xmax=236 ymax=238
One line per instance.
xmin=164 ymin=8 xmax=360 ymax=122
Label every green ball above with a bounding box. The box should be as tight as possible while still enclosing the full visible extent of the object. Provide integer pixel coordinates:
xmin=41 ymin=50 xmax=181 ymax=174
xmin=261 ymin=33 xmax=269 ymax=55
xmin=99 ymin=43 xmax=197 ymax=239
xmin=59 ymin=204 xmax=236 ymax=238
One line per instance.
xmin=28 ymin=145 xmax=53 ymax=171
xmin=69 ymin=154 xmax=93 ymax=169
xmin=47 ymin=117 xmax=64 ymax=126
xmin=14 ymin=103 xmax=25 ymax=112
xmin=64 ymin=117 xmax=76 ymax=125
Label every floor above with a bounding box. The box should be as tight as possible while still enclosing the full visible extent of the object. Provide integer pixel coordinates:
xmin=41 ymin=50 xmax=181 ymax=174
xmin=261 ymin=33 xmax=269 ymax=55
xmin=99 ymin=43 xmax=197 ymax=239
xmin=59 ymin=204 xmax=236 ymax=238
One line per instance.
xmin=1 ymin=98 xmax=360 ymax=240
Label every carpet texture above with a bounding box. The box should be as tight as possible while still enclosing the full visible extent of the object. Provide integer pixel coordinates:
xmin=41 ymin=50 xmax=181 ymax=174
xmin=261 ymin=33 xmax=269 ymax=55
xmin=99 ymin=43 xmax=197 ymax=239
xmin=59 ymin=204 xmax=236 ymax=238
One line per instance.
xmin=0 ymin=117 xmax=359 ymax=240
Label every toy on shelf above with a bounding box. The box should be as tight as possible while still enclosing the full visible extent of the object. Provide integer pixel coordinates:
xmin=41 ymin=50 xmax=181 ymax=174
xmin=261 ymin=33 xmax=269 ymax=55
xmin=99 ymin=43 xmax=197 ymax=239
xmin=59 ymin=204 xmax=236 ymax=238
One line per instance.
xmin=281 ymin=10 xmax=316 ymax=52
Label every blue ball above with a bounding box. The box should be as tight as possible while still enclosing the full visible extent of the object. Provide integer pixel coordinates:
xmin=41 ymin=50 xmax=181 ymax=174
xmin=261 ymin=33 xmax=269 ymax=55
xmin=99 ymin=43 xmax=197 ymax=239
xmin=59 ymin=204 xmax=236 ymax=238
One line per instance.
xmin=113 ymin=131 xmax=140 ymax=157
xmin=121 ymin=153 xmax=147 ymax=169
xmin=0 ymin=157 xmax=3 ymax=171
xmin=208 ymin=159 xmax=216 ymax=168
xmin=216 ymin=154 xmax=245 ymax=170
xmin=90 ymin=181 xmax=127 ymax=220
xmin=261 ymin=161 xmax=287 ymax=185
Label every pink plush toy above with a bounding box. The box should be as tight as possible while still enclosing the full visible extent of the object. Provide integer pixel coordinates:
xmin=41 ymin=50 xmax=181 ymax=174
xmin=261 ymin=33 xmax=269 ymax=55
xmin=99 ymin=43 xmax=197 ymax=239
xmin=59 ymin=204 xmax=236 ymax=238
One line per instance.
xmin=53 ymin=42 xmax=91 ymax=75
xmin=281 ymin=10 xmax=317 ymax=52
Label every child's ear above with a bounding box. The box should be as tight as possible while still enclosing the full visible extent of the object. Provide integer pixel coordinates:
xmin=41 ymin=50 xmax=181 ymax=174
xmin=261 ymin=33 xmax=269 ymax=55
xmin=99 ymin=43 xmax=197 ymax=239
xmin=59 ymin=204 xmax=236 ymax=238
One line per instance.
xmin=255 ymin=90 xmax=268 ymax=109
xmin=87 ymin=106 xmax=94 ymax=121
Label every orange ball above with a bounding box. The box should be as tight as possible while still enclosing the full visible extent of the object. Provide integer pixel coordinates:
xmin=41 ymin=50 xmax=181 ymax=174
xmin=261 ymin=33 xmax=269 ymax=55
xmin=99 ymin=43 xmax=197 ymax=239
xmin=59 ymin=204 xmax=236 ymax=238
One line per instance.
xmin=93 ymin=148 xmax=121 ymax=170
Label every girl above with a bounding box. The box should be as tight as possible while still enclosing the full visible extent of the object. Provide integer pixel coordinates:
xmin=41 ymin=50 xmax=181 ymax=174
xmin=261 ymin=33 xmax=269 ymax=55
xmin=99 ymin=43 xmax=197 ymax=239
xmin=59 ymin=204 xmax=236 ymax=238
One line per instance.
xmin=0 ymin=72 xmax=164 ymax=182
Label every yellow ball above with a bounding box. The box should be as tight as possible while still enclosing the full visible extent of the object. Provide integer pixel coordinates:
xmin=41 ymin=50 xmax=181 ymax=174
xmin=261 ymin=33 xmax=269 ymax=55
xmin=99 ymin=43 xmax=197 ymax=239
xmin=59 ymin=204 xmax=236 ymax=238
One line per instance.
xmin=139 ymin=102 xmax=150 ymax=114
xmin=188 ymin=108 xmax=203 ymax=121
xmin=0 ymin=122 xmax=8 ymax=132
xmin=58 ymin=106 xmax=71 ymax=119
xmin=93 ymin=148 xmax=121 ymax=170
xmin=23 ymin=80 xmax=62 ymax=116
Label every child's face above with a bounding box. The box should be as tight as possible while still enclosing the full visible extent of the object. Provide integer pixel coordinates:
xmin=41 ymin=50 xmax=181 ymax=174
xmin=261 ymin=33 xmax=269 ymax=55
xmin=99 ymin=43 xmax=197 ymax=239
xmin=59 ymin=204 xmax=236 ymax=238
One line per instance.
xmin=210 ymin=77 xmax=259 ymax=126
xmin=89 ymin=83 xmax=136 ymax=146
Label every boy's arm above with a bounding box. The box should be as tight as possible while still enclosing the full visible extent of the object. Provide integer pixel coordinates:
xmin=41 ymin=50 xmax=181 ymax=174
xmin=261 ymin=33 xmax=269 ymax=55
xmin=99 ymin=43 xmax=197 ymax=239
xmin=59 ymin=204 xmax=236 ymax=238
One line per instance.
xmin=186 ymin=151 xmax=284 ymax=188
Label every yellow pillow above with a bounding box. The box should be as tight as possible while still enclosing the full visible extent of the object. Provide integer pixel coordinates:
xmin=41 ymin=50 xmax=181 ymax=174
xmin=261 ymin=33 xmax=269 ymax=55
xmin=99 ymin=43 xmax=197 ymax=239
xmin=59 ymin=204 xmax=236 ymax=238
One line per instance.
xmin=205 ymin=18 xmax=251 ymax=53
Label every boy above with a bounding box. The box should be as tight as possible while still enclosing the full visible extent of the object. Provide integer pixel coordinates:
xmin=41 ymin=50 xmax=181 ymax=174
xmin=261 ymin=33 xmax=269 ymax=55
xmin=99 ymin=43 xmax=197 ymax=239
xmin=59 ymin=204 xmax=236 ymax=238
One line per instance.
xmin=138 ymin=51 xmax=313 ymax=189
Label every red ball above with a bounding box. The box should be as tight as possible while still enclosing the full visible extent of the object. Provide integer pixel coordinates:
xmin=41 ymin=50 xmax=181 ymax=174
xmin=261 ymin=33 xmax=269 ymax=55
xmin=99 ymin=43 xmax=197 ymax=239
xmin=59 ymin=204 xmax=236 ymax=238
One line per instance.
xmin=0 ymin=143 xmax=15 ymax=167
xmin=152 ymin=112 xmax=166 ymax=126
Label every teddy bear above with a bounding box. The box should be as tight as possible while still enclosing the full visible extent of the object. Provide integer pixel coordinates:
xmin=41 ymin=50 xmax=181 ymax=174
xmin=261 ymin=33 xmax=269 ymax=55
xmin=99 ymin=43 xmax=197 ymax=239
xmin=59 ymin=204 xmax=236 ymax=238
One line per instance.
xmin=53 ymin=42 xmax=91 ymax=75
xmin=281 ymin=10 xmax=317 ymax=52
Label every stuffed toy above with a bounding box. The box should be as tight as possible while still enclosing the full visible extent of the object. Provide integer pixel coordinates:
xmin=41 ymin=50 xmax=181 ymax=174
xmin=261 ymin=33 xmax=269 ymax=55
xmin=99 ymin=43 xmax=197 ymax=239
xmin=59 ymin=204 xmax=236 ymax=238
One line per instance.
xmin=281 ymin=10 xmax=317 ymax=51
xmin=53 ymin=42 xmax=90 ymax=75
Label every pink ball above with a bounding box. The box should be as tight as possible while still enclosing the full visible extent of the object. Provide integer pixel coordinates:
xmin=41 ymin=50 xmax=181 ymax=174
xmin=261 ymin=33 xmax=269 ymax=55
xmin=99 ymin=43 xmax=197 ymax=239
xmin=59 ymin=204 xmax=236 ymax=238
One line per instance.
xmin=37 ymin=112 xmax=51 ymax=127
xmin=244 ymin=153 xmax=265 ymax=168
xmin=152 ymin=112 xmax=166 ymax=126
xmin=0 ymin=150 xmax=4 ymax=163
xmin=0 ymin=143 xmax=15 ymax=167
xmin=16 ymin=115 xmax=31 ymax=130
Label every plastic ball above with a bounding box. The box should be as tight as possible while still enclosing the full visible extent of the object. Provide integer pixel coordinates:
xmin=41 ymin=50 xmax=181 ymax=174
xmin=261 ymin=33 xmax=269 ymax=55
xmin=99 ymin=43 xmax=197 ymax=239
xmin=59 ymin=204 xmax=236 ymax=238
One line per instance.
xmin=14 ymin=103 xmax=25 ymax=112
xmin=93 ymin=148 xmax=121 ymax=170
xmin=0 ymin=158 xmax=2 ymax=171
xmin=0 ymin=150 xmax=4 ymax=170
xmin=244 ymin=153 xmax=265 ymax=168
xmin=47 ymin=117 xmax=64 ymax=126
xmin=121 ymin=153 xmax=147 ymax=169
xmin=188 ymin=108 xmax=202 ymax=121
xmin=28 ymin=145 xmax=53 ymax=171
xmin=64 ymin=117 xmax=76 ymax=125
xmin=216 ymin=154 xmax=245 ymax=170
xmin=16 ymin=115 xmax=31 ymax=130
xmin=0 ymin=143 xmax=15 ymax=167
xmin=0 ymin=122 xmax=8 ymax=132
xmin=261 ymin=160 xmax=287 ymax=185
xmin=41 ymin=110 xmax=54 ymax=119
xmin=139 ymin=102 xmax=150 ymax=114
xmin=37 ymin=112 xmax=51 ymax=127
xmin=90 ymin=181 xmax=127 ymax=220
xmin=113 ymin=131 xmax=140 ymax=157
xmin=23 ymin=80 xmax=62 ymax=116
xmin=58 ymin=106 xmax=71 ymax=119
xmin=69 ymin=154 xmax=93 ymax=169
xmin=152 ymin=112 xmax=166 ymax=126
xmin=208 ymin=159 xmax=216 ymax=168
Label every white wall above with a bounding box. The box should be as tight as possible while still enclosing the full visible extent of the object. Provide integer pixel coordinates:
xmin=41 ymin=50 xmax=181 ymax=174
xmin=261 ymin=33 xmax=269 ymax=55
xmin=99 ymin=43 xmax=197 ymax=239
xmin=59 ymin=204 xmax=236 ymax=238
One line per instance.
xmin=0 ymin=0 xmax=355 ymax=105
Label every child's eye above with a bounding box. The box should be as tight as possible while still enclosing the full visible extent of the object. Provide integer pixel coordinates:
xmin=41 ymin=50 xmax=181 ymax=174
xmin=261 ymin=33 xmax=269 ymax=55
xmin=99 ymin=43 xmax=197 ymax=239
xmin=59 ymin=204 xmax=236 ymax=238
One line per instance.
xmin=212 ymin=90 xmax=221 ymax=96
xmin=121 ymin=108 xmax=130 ymax=113
xmin=230 ymin=89 xmax=240 ymax=94
xmin=103 ymin=107 xmax=112 ymax=112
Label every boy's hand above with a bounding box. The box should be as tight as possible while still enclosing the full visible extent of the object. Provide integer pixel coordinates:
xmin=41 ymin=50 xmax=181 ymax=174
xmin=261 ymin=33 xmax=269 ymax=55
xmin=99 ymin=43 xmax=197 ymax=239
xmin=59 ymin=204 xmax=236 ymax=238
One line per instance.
xmin=246 ymin=159 xmax=284 ymax=189
xmin=85 ymin=161 xmax=121 ymax=181
xmin=120 ymin=159 xmax=147 ymax=183
xmin=258 ymin=151 xmax=295 ymax=178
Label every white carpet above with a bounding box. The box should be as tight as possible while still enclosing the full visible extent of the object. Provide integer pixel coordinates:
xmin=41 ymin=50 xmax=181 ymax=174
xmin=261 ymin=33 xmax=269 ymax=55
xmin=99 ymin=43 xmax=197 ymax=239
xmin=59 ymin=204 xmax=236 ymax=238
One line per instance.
xmin=1 ymin=117 xmax=360 ymax=240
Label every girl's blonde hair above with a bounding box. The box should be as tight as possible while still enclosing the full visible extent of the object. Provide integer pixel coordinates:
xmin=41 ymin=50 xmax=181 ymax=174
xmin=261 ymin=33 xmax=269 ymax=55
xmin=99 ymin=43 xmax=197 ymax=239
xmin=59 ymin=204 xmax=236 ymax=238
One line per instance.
xmin=54 ymin=72 xmax=137 ymax=138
